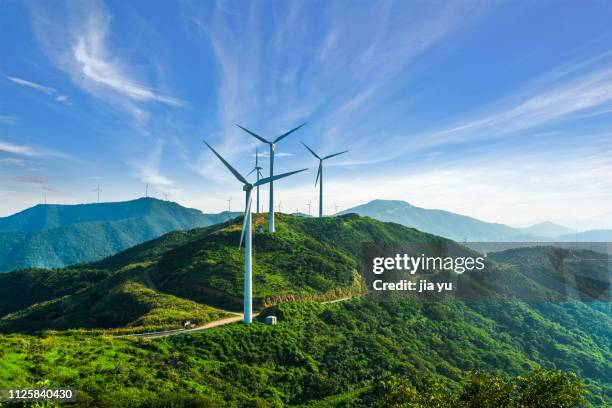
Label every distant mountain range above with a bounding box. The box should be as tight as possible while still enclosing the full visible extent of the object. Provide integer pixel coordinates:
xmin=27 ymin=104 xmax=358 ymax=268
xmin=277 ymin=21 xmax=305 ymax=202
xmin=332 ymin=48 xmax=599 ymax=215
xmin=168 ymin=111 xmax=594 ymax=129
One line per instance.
xmin=340 ymin=199 xmax=611 ymax=242
xmin=1 ymin=197 xmax=608 ymax=273
xmin=0 ymin=198 xmax=239 ymax=272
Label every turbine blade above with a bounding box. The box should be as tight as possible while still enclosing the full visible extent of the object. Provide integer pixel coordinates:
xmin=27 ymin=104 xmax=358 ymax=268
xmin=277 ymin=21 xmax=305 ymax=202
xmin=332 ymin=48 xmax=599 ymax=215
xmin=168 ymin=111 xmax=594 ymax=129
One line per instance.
xmin=301 ymin=142 xmax=321 ymax=159
xmin=239 ymin=190 xmax=252 ymax=249
xmin=236 ymin=124 xmax=271 ymax=144
xmin=274 ymin=122 xmax=307 ymax=143
xmin=255 ymin=168 xmax=307 ymax=187
xmin=315 ymin=163 xmax=321 ymax=187
xmin=203 ymin=141 xmax=248 ymax=184
xmin=246 ymin=168 xmax=256 ymax=177
xmin=323 ymin=150 xmax=348 ymax=160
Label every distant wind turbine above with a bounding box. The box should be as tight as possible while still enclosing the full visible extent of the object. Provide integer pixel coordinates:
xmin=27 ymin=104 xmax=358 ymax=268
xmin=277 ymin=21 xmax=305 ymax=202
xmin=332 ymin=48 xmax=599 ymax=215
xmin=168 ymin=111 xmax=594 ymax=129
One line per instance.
xmin=307 ymin=200 xmax=312 ymax=216
xmin=247 ymin=148 xmax=264 ymax=213
xmin=334 ymin=204 xmax=339 ymax=215
xmin=93 ymin=185 xmax=102 ymax=203
xmin=236 ymin=122 xmax=306 ymax=232
xmin=301 ymin=142 xmax=348 ymax=217
xmin=226 ymin=198 xmax=232 ymax=212
xmin=145 ymin=183 xmax=149 ymax=198
xmin=203 ymin=141 xmax=306 ymax=324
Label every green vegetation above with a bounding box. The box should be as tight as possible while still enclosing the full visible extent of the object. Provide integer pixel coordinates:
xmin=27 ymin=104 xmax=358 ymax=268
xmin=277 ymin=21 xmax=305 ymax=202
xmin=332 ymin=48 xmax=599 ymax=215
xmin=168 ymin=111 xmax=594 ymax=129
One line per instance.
xmin=0 ymin=299 xmax=608 ymax=407
xmin=376 ymin=369 xmax=586 ymax=407
xmin=0 ymin=198 xmax=239 ymax=272
xmin=0 ymin=265 xmax=230 ymax=334
xmin=152 ymin=213 xmax=441 ymax=309
xmin=0 ymin=213 xmax=609 ymax=406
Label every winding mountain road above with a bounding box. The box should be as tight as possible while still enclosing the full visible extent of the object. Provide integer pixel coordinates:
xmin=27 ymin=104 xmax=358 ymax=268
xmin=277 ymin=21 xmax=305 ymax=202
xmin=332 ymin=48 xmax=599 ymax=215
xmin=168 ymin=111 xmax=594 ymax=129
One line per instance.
xmin=116 ymin=296 xmax=352 ymax=339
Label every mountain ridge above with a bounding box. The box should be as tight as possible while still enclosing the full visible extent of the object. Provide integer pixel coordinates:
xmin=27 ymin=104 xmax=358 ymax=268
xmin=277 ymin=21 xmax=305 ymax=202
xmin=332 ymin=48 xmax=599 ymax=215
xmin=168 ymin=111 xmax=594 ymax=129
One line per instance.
xmin=0 ymin=198 xmax=239 ymax=272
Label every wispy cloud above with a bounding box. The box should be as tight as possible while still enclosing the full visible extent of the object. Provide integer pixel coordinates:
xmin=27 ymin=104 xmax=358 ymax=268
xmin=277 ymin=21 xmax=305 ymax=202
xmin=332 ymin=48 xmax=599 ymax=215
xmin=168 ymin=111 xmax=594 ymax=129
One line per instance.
xmin=72 ymin=18 xmax=184 ymax=106
xmin=7 ymin=76 xmax=55 ymax=94
xmin=6 ymin=76 xmax=71 ymax=105
xmin=190 ymin=0 xmax=490 ymax=169
xmin=0 ymin=157 xmax=26 ymax=166
xmin=427 ymin=67 xmax=612 ymax=147
xmin=0 ymin=115 xmax=17 ymax=125
xmin=131 ymin=140 xmax=175 ymax=191
xmin=0 ymin=139 xmax=68 ymax=158
xmin=0 ymin=140 xmax=39 ymax=156
xmin=28 ymin=0 xmax=184 ymax=122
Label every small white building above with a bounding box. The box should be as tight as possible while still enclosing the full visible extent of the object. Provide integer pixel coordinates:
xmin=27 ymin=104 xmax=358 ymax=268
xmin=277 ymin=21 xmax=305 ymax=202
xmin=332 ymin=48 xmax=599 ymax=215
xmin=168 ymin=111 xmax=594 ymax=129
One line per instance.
xmin=265 ymin=316 xmax=277 ymax=325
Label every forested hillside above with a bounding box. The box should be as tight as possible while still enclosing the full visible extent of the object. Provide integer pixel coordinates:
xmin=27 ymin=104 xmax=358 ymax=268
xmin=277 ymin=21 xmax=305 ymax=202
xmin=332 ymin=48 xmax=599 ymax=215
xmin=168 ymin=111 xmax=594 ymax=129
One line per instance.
xmin=0 ymin=198 xmax=238 ymax=271
xmin=0 ymin=213 xmax=609 ymax=406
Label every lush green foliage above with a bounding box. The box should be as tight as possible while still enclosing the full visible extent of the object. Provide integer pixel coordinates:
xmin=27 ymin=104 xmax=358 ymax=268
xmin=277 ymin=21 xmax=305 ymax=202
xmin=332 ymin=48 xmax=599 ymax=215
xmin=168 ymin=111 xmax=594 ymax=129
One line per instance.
xmin=0 ymin=198 xmax=238 ymax=272
xmin=0 ymin=213 xmax=609 ymax=407
xmin=152 ymin=213 xmax=440 ymax=309
xmin=0 ymin=298 xmax=608 ymax=407
xmin=0 ymin=265 xmax=230 ymax=334
xmin=376 ymin=369 xmax=586 ymax=407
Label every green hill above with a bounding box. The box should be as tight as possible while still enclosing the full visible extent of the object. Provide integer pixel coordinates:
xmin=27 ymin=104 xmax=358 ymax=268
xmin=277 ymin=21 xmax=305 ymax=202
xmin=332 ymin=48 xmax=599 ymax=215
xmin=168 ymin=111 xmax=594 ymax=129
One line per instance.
xmin=0 ymin=213 xmax=609 ymax=406
xmin=0 ymin=198 xmax=239 ymax=272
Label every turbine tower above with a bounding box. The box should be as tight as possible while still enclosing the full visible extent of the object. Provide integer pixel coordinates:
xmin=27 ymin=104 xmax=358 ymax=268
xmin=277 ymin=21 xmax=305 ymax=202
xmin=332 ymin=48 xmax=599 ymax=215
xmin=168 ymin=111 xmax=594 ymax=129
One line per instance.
xmin=226 ymin=198 xmax=232 ymax=212
xmin=93 ymin=185 xmax=102 ymax=203
xmin=236 ymin=122 xmax=306 ymax=232
xmin=204 ymin=141 xmax=306 ymax=324
xmin=307 ymin=200 xmax=312 ymax=216
xmin=247 ymin=148 xmax=264 ymax=213
xmin=301 ymin=142 xmax=348 ymax=217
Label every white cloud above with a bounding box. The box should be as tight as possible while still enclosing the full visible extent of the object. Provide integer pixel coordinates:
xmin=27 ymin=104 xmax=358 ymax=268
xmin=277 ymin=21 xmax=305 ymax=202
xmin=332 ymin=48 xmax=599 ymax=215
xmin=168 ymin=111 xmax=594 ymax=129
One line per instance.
xmin=6 ymin=76 xmax=71 ymax=106
xmin=55 ymin=94 xmax=72 ymax=105
xmin=0 ymin=139 xmax=68 ymax=159
xmin=72 ymin=20 xmax=184 ymax=106
xmin=131 ymin=140 xmax=174 ymax=188
xmin=0 ymin=141 xmax=39 ymax=156
xmin=0 ymin=158 xmax=26 ymax=166
xmin=7 ymin=76 xmax=56 ymax=94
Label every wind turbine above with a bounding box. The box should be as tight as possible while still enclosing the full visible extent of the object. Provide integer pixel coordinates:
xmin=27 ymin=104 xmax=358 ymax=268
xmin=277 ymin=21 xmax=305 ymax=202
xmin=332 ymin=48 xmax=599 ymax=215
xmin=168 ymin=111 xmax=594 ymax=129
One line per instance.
xmin=93 ymin=185 xmax=102 ymax=203
xmin=301 ymin=142 xmax=348 ymax=217
xmin=226 ymin=198 xmax=232 ymax=212
xmin=247 ymin=148 xmax=264 ymax=213
xmin=334 ymin=204 xmax=339 ymax=215
xmin=236 ymin=122 xmax=306 ymax=232
xmin=145 ymin=183 xmax=149 ymax=198
xmin=203 ymin=141 xmax=306 ymax=324
xmin=307 ymin=200 xmax=312 ymax=216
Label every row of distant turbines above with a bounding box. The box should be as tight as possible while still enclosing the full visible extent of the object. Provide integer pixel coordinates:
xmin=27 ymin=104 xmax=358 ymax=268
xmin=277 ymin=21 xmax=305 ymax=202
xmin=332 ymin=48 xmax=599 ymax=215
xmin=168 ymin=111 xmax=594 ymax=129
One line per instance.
xmin=225 ymin=196 xmax=341 ymax=216
xmin=204 ymin=123 xmax=347 ymax=324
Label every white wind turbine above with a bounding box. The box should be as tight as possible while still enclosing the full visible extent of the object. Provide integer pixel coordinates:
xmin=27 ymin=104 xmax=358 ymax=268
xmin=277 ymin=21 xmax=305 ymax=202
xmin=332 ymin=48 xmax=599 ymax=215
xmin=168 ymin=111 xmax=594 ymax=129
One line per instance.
xmin=247 ymin=148 xmax=264 ymax=213
xmin=236 ymin=123 xmax=306 ymax=232
xmin=93 ymin=185 xmax=102 ymax=203
xmin=204 ymin=141 xmax=307 ymax=323
xmin=301 ymin=142 xmax=348 ymax=217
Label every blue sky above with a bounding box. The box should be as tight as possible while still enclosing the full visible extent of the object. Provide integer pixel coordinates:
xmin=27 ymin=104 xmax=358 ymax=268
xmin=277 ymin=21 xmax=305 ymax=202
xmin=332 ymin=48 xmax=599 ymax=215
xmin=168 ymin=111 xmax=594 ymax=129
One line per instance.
xmin=0 ymin=0 xmax=611 ymax=227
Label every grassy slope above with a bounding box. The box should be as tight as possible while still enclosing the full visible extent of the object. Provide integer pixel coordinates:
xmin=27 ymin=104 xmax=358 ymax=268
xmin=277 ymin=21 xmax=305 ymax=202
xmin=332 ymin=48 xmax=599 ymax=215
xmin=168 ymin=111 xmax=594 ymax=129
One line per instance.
xmin=0 ymin=264 xmax=230 ymax=334
xmin=0 ymin=298 xmax=609 ymax=407
xmin=152 ymin=213 xmax=442 ymax=308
